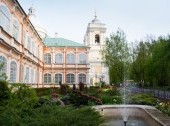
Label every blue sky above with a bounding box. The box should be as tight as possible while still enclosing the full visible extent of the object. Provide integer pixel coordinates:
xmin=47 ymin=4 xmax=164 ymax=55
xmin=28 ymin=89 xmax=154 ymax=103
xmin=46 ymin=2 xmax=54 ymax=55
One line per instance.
xmin=18 ymin=0 xmax=170 ymax=44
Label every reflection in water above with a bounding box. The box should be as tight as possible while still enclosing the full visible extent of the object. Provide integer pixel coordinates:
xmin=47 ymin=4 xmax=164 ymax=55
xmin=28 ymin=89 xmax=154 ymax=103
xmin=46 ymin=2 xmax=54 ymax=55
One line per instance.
xmin=103 ymin=116 xmax=149 ymax=126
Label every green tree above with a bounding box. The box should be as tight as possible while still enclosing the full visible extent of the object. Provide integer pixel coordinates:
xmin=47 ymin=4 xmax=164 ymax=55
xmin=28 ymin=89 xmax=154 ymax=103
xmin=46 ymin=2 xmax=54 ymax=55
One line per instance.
xmin=130 ymin=41 xmax=149 ymax=86
xmin=0 ymin=62 xmax=7 ymax=81
xmin=148 ymin=37 xmax=170 ymax=87
xmin=101 ymin=28 xmax=130 ymax=85
xmin=131 ymin=35 xmax=170 ymax=88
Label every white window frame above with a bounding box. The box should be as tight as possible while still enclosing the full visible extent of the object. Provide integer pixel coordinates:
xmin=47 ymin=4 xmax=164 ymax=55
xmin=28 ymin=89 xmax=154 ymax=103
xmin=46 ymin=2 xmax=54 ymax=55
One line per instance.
xmin=0 ymin=5 xmax=10 ymax=32
xmin=25 ymin=67 xmax=29 ymax=83
xmin=79 ymin=53 xmax=86 ymax=64
xmin=44 ymin=53 xmax=51 ymax=64
xmin=55 ymin=73 xmax=62 ymax=84
xmin=66 ymin=73 xmax=75 ymax=84
xmin=55 ymin=53 xmax=63 ymax=64
xmin=44 ymin=73 xmax=51 ymax=84
xmin=78 ymin=73 xmax=86 ymax=83
xmin=9 ymin=61 xmax=17 ymax=82
xmin=13 ymin=19 xmax=19 ymax=41
xmin=67 ymin=53 xmax=75 ymax=64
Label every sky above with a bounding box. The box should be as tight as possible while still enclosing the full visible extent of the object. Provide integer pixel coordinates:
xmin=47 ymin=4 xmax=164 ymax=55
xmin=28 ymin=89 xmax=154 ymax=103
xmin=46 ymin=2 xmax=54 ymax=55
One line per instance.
xmin=18 ymin=0 xmax=170 ymax=44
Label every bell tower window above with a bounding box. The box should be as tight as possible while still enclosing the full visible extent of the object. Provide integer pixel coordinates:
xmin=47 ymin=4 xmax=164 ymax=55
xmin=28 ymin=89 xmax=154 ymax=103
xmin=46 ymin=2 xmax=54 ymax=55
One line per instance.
xmin=95 ymin=34 xmax=100 ymax=43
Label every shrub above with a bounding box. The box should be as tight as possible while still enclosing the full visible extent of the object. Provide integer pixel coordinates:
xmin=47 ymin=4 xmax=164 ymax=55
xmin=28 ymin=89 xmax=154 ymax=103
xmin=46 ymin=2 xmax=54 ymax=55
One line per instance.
xmin=35 ymin=88 xmax=52 ymax=97
xmin=128 ymin=94 xmax=158 ymax=106
xmin=60 ymin=84 xmax=71 ymax=94
xmin=0 ymin=105 xmax=104 ymax=126
xmin=68 ymin=91 xmax=102 ymax=106
xmin=87 ymin=86 xmax=102 ymax=97
xmin=10 ymin=84 xmax=37 ymax=100
xmin=9 ymin=84 xmax=38 ymax=108
xmin=73 ymin=84 xmax=76 ymax=91
xmin=100 ymin=95 xmax=122 ymax=104
xmin=79 ymin=82 xmax=85 ymax=91
xmin=0 ymin=80 xmax=10 ymax=103
xmin=156 ymin=102 xmax=170 ymax=116
xmin=102 ymin=88 xmax=120 ymax=96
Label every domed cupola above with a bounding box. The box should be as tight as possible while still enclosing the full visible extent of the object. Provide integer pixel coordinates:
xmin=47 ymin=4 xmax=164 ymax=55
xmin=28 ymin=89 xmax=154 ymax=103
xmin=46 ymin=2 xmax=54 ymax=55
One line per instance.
xmin=28 ymin=5 xmax=47 ymax=39
xmin=91 ymin=11 xmax=100 ymax=23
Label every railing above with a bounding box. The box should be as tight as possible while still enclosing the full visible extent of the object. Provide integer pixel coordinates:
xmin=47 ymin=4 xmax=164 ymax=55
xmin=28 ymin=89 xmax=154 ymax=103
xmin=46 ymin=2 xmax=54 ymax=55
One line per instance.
xmin=131 ymin=87 xmax=170 ymax=100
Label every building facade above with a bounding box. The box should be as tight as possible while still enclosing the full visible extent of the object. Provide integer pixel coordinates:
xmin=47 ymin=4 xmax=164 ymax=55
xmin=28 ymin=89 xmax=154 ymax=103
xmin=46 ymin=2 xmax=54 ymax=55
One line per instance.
xmin=0 ymin=0 xmax=90 ymax=87
xmin=43 ymin=38 xmax=90 ymax=85
xmin=0 ymin=0 xmax=44 ymax=87
xmin=84 ymin=14 xmax=109 ymax=85
xmin=0 ymin=0 xmax=109 ymax=87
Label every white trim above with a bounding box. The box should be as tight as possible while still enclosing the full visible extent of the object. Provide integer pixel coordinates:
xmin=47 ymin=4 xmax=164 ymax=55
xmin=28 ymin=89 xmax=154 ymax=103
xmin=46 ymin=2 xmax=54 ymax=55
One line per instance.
xmin=54 ymin=73 xmax=63 ymax=84
xmin=12 ymin=17 xmax=20 ymax=42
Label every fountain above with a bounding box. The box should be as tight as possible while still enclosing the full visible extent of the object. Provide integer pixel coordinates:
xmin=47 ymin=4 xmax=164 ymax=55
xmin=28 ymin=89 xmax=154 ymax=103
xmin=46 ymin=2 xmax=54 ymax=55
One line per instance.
xmin=122 ymin=84 xmax=128 ymax=126
xmin=93 ymin=84 xmax=170 ymax=126
xmin=95 ymin=105 xmax=165 ymax=126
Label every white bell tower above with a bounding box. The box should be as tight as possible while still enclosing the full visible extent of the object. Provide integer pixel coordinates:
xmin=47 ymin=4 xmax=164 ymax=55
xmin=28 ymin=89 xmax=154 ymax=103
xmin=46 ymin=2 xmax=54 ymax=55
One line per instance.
xmin=84 ymin=12 xmax=109 ymax=85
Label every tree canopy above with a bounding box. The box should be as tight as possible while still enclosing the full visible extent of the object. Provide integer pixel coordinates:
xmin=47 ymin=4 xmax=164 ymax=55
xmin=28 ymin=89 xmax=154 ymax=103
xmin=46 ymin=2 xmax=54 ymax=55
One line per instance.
xmin=101 ymin=28 xmax=130 ymax=84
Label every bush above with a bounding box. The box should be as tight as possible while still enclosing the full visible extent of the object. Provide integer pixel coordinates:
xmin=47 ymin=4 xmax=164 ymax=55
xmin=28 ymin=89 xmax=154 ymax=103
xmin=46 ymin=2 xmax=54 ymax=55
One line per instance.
xmin=79 ymin=82 xmax=85 ymax=91
xmin=69 ymin=92 xmax=89 ymax=106
xmin=128 ymin=94 xmax=158 ymax=106
xmin=87 ymin=86 xmax=102 ymax=97
xmin=60 ymin=84 xmax=71 ymax=94
xmin=156 ymin=102 xmax=170 ymax=116
xmin=0 ymin=105 xmax=104 ymax=126
xmin=102 ymin=88 xmax=120 ymax=96
xmin=10 ymin=84 xmax=37 ymax=100
xmin=100 ymin=95 xmax=122 ymax=104
xmin=35 ymin=88 xmax=52 ymax=97
xmin=9 ymin=84 xmax=38 ymax=108
xmin=0 ymin=80 xmax=10 ymax=103
xmin=68 ymin=90 xmax=102 ymax=106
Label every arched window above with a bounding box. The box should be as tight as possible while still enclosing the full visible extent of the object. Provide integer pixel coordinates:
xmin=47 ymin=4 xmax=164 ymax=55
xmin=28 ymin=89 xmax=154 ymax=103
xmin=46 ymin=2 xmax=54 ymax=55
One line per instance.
xmin=25 ymin=67 xmax=29 ymax=83
xmin=67 ymin=53 xmax=75 ymax=64
xmin=13 ymin=20 xmax=19 ymax=40
xmin=79 ymin=73 xmax=86 ymax=83
xmin=44 ymin=53 xmax=51 ymax=64
xmin=0 ymin=56 xmax=7 ymax=75
xmin=21 ymin=64 xmax=24 ymax=82
xmin=55 ymin=73 xmax=62 ymax=84
xmin=79 ymin=54 xmax=86 ymax=64
xmin=27 ymin=36 xmax=31 ymax=50
xmin=31 ymin=68 xmax=34 ymax=83
xmin=32 ymin=41 xmax=35 ymax=55
xmin=66 ymin=73 xmax=75 ymax=84
xmin=55 ymin=53 xmax=63 ymax=64
xmin=95 ymin=34 xmax=100 ymax=43
xmin=34 ymin=69 xmax=37 ymax=83
xmin=10 ymin=61 xmax=17 ymax=82
xmin=0 ymin=5 xmax=10 ymax=32
xmin=44 ymin=73 xmax=51 ymax=83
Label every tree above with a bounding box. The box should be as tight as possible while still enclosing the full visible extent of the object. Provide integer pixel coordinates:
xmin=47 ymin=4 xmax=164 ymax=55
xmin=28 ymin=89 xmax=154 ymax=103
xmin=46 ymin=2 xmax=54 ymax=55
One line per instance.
xmin=130 ymin=41 xmax=149 ymax=86
xmin=130 ymin=35 xmax=170 ymax=88
xmin=0 ymin=62 xmax=7 ymax=81
xmin=101 ymin=28 xmax=130 ymax=85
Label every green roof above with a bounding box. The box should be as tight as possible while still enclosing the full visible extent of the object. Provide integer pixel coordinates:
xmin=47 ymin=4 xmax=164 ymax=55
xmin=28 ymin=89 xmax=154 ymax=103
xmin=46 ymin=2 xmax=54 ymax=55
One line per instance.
xmin=44 ymin=38 xmax=87 ymax=48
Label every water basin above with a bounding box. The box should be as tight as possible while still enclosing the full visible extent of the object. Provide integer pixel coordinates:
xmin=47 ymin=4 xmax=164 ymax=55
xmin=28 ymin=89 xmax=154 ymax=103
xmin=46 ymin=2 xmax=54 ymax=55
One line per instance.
xmin=94 ymin=105 xmax=167 ymax=126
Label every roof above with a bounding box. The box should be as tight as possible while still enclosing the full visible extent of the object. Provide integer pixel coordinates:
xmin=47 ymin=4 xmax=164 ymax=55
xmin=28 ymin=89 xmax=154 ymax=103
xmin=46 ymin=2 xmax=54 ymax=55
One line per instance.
xmin=44 ymin=38 xmax=88 ymax=48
